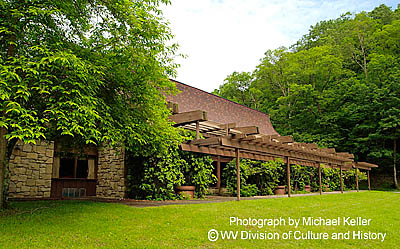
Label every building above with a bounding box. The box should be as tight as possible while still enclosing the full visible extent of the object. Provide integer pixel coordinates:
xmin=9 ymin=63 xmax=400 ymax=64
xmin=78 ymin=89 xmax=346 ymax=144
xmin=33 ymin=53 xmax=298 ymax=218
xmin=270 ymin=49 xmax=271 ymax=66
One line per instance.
xmin=7 ymin=80 xmax=375 ymax=200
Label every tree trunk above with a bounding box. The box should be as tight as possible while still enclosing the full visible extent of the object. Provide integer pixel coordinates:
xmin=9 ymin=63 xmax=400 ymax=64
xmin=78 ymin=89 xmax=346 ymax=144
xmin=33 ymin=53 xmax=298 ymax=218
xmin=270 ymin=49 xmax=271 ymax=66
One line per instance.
xmin=394 ymin=138 xmax=398 ymax=189
xmin=0 ymin=127 xmax=8 ymax=209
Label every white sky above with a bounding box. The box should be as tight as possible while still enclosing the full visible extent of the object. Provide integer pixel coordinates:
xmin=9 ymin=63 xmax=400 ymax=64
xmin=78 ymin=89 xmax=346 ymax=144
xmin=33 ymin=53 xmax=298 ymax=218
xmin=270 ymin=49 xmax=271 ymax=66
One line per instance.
xmin=162 ymin=0 xmax=398 ymax=92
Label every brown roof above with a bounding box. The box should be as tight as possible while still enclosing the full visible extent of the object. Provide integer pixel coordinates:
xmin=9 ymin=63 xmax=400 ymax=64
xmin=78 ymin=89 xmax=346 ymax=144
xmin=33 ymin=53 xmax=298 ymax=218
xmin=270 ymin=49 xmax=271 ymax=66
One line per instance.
xmin=166 ymin=80 xmax=279 ymax=135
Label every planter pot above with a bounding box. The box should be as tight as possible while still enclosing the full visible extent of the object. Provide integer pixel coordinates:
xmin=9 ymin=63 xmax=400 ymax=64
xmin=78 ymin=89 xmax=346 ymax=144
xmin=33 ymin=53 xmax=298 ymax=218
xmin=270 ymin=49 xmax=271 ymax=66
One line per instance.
xmin=304 ymin=185 xmax=312 ymax=192
xmin=274 ymin=186 xmax=286 ymax=195
xmin=175 ymin=185 xmax=195 ymax=199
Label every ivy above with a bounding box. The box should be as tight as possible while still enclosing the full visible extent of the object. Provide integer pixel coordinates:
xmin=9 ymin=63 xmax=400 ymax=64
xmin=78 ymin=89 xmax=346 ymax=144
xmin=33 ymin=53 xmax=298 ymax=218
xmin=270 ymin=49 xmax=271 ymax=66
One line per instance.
xmin=223 ymin=159 xmax=368 ymax=196
xmin=125 ymin=131 xmax=216 ymax=200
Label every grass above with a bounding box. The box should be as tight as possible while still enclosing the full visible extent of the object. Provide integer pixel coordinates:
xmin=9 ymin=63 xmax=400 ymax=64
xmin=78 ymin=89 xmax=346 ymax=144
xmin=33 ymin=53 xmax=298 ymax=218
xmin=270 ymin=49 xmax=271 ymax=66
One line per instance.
xmin=0 ymin=191 xmax=399 ymax=248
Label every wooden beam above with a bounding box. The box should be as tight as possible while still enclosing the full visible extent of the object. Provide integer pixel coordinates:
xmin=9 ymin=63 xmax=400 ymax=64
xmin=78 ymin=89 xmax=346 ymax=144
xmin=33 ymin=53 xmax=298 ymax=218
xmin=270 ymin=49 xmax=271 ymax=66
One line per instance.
xmin=303 ymin=143 xmax=318 ymax=149
xmin=229 ymin=129 xmax=243 ymax=135
xmin=240 ymin=135 xmax=259 ymax=141
xmin=367 ymin=170 xmax=371 ymax=191
xmin=233 ymin=126 xmax=259 ymax=135
xmin=264 ymin=135 xmax=280 ymax=140
xmin=321 ymin=148 xmax=336 ymax=154
xmin=340 ymin=165 xmax=343 ymax=193
xmin=169 ymin=110 xmax=207 ymax=126
xmin=355 ymin=165 xmax=372 ymax=170
xmin=276 ymin=136 xmax=294 ymax=144
xmin=217 ymin=156 xmax=221 ymax=194
xmin=319 ymin=164 xmax=322 ymax=195
xmin=337 ymin=152 xmax=355 ymax=159
xmin=220 ymin=137 xmax=351 ymax=165
xmin=355 ymin=167 xmax=359 ymax=192
xmin=218 ymin=123 xmax=236 ymax=130
xmin=190 ymin=137 xmax=220 ymax=146
xmin=167 ymin=102 xmax=179 ymax=114
xmin=236 ymin=148 xmax=240 ymax=201
xmin=196 ymin=121 xmax=200 ymax=139
xmin=287 ymin=156 xmax=291 ymax=197
xmin=182 ymin=144 xmax=275 ymax=163
xmin=231 ymin=134 xmax=247 ymax=140
xmin=356 ymin=161 xmax=378 ymax=168
xmin=211 ymin=156 xmax=232 ymax=163
xmin=248 ymin=137 xmax=266 ymax=144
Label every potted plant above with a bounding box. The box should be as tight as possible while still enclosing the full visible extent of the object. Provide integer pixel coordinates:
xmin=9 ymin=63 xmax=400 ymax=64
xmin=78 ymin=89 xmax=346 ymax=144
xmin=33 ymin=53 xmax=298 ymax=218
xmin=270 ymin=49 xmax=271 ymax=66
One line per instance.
xmin=175 ymin=165 xmax=196 ymax=199
xmin=174 ymin=152 xmax=216 ymax=199
xmin=274 ymin=185 xmax=286 ymax=195
xmin=175 ymin=185 xmax=195 ymax=199
xmin=304 ymin=178 xmax=312 ymax=192
xmin=274 ymin=170 xmax=286 ymax=195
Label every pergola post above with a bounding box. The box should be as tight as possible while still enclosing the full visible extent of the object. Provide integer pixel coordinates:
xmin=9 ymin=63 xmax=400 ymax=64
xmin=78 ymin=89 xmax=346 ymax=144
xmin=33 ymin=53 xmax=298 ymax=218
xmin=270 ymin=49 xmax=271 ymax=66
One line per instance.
xmin=318 ymin=164 xmax=322 ymax=195
xmin=340 ymin=165 xmax=343 ymax=194
xmin=367 ymin=170 xmax=371 ymax=191
xmin=216 ymin=156 xmax=221 ymax=194
xmin=286 ymin=156 xmax=291 ymax=197
xmin=355 ymin=167 xmax=359 ymax=192
xmin=195 ymin=121 xmax=200 ymax=139
xmin=236 ymin=148 xmax=240 ymax=201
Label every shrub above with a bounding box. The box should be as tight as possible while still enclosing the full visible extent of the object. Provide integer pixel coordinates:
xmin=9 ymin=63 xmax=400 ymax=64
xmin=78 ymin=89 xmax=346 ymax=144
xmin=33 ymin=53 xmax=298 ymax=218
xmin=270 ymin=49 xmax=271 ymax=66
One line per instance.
xmin=125 ymin=130 xmax=216 ymax=200
xmin=223 ymin=159 xmax=283 ymax=196
xmin=223 ymin=159 xmax=367 ymax=196
xmin=181 ymin=151 xmax=216 ymax=198
xmin=240 ymin=184 xmax=259 ymax=197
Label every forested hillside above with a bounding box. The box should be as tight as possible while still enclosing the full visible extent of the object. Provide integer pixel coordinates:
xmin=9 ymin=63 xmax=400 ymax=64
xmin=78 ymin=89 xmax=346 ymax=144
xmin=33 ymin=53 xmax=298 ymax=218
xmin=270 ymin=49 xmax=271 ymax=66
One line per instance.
xmin=213 ymin=4 xmax=400 ymax=186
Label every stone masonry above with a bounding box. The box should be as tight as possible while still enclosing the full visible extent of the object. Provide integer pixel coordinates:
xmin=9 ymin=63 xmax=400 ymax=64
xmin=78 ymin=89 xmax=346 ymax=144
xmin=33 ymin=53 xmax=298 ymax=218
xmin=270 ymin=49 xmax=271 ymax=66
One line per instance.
xmin=96 ymin=146 xmax=125 ymax=199
xmin=8 ymin=140 xmax=54 ymax=198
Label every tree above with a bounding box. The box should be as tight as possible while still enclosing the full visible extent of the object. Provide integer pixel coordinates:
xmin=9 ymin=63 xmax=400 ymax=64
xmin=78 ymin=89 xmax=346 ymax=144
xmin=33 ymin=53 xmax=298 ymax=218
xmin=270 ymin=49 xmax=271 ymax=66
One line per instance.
xmin=214 ymin=4 xmax=400 ymax=187
xmin=212 ymin=71 xmax=262 ymax=109
xmin=0 ymin=0 xmax=179 ymax=208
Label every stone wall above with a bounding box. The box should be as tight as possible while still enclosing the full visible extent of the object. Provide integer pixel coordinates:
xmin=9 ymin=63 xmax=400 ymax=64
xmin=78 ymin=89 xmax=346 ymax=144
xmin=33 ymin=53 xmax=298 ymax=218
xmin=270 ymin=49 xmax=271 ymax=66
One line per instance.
xmin=96 ymin=146 xmax=125 ymax=199
xmin=8 ymin=140 xmax=54 ymax=198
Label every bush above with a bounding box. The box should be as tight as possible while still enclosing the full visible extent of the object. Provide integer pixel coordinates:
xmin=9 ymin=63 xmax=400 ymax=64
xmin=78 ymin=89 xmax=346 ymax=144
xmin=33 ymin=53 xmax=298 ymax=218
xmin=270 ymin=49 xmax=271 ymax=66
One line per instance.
xmin=223 ymin=159 xmax=283 ymax=196
xmin=240 ymin=184 xmax=259 ymax=197
xmin=125 ymin=130 xmax=216 ymax=200
xmin=223 ymin=159 xmax=367 ymax=196
xmin=181 ymin=151 xmax=217 ymax=198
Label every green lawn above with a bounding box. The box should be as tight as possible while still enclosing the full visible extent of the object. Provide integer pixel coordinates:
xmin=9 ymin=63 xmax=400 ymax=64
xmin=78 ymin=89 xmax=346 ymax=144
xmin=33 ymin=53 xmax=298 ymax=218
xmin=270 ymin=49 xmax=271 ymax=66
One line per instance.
xmin=1 ymin=192 xmax=399 ymax=248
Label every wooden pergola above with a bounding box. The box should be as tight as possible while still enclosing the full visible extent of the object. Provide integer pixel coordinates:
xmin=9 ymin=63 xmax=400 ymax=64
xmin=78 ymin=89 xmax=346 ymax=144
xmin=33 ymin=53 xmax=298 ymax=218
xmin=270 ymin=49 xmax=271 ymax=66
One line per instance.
xmin=354 ymin=162 xmax=378 ymax=191
xmin=169 ymin=109 xmax=378 ymax=200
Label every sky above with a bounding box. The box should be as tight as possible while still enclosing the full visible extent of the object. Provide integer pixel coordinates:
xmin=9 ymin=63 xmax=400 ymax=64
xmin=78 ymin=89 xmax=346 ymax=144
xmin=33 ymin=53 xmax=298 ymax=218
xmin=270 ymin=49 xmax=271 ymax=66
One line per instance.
xmin=161 ymin=0 xmax=399 ymax=92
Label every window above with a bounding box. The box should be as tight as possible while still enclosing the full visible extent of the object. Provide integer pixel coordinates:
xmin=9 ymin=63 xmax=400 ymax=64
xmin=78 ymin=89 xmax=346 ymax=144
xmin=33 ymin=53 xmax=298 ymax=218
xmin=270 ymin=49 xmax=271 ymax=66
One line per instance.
xmin=54 ymin=153 xmax=96 ymax=179
xmin=59 ymin=157 xmax=75 ymax=178
xmin=77 ymin=159 xmax=89 ymax=178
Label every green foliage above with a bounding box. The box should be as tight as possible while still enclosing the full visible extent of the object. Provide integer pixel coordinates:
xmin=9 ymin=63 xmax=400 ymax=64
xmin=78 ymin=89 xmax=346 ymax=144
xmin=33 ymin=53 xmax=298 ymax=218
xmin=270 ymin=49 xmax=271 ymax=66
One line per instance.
xmin=223 ymin=159 xmax=368 ymax=196
xmin=239 ymin=184 xmax=259 ymax=197
xmin=181 ymin=151 xmax=216 ymax=198
xmin=214 ymin=4 xmax=400 ymax=186
xmin=126 ymin=131 xmax=216 ymax=200
xmin=0 ymin=0 xmax=182 ymax=207
xmin=223 ymin=159 xmax=283 ymax=196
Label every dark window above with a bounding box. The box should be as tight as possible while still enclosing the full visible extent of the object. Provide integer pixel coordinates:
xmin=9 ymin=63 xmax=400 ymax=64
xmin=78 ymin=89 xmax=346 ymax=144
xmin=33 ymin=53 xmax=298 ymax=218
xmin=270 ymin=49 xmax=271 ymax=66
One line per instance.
xmin=76 ymin=159 xmax=88 ymax=178
xmin=59 ymin=158 xmax=75 ymax=178
xmin=58 ymin=155 xmax=93 ymax=179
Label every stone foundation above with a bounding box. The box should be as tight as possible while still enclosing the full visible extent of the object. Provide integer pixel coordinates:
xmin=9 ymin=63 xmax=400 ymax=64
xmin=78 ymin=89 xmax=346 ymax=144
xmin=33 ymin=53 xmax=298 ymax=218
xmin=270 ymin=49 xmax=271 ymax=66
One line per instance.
xmin=8 ymin=140 xmax=54 ymax=198
xmin=96 ymin=146 xmax=125 ymax=199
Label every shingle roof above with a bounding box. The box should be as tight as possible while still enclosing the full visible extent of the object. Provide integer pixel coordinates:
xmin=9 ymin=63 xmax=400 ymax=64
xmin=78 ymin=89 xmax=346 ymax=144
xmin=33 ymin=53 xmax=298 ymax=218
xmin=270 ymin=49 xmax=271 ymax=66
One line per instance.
xmin=166 ymin=79 xmax=279 ymax=135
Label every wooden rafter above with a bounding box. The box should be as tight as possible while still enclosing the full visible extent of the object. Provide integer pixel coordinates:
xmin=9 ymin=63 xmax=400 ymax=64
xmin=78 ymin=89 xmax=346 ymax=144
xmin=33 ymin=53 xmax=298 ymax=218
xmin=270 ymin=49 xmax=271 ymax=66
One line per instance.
xmin=354 ymin=161 xmax=378 ymax=170
xmin=232 ymin=126 xmax=259 ymax=135
xmin=169 ymin=110 xmax=207 ymax=126
xmin=171 ymin=109 xmax=377 ymax=170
